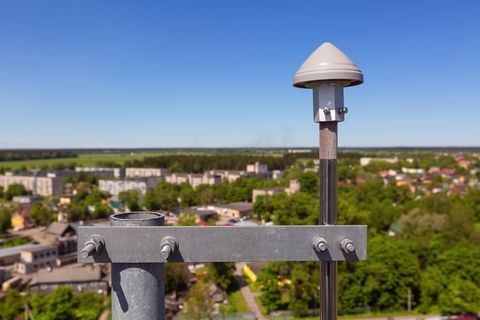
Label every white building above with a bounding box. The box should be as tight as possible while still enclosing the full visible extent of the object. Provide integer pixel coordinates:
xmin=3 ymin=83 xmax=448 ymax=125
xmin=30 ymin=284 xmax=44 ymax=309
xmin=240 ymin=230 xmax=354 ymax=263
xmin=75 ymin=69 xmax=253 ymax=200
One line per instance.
xmin=75 ymin=167 xmax=124 ymax=178
xmin=126 ymin=168 xmax=167 ymax=178
xmin=246 ymin=162 xmax=268 ymax=174
xmin=99 ymin=177 xmax=161 ymax=196
xmin=360 ymin=157 xmax=399 ymax=166
xmin=14 ymin=244 xmax=58 ymax=274
xmin=166 ymin=173 xmax=189 ymax=185
xmin=0 ymin=173 xmax=64 ymax=196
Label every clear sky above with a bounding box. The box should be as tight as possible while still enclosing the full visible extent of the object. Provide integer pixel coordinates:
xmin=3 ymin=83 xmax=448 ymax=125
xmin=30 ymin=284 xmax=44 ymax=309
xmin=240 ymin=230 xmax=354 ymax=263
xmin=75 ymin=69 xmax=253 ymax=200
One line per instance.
xmin=0 ymin=0 xmax=479 ymax=148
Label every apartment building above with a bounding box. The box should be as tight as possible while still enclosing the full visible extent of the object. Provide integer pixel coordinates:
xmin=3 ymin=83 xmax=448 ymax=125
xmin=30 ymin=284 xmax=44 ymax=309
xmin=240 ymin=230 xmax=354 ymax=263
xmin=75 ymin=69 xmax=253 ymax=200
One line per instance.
xmin=246 ymin=162 xmax=268 ymax=174
xmin=14 ymin=244 xmax=58 ymax=274
xmin=126 ymin=167 xmax=167 ymax=178
xmin=75 ymin=167 xmax=125 ymax=178
xmin=0 ymin=173 xmax=64 ymax=196
xmin=29 ymin=265 xmax=108 ymax=294
xmin=166 ymin=173 xmax=189 ymax=185
xmin=99 ymin=177 xmax=161 ymax=196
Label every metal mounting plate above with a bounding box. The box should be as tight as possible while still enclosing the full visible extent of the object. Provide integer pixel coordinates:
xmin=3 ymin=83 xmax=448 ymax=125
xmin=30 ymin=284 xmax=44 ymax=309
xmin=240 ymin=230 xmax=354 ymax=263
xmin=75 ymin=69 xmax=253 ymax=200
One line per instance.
xmin=78 ymin=225 xmax=367 ymax=263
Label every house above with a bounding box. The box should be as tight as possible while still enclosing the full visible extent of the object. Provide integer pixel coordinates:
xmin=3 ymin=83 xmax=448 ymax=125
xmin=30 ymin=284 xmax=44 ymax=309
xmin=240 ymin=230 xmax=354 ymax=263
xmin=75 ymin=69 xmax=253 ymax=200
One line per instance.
xmin=0 ymin=244 xmax=40 ymax=266
xmin=46 ymin=222 xmax=77 ymax=255
xmin=11 ymin=204 xmax=34 ymax=231
xmin=14 ymin=244 xmax=58 ymax=274
xmin=252 ymin=188 xmax=284 ymax=203
xmin=183 ymin=209 xmax=217 ymax=223
xmin=209 ymin=202 xmax=254 ymax=219
xmin=29 ymin=265 xmax=108 ymax=294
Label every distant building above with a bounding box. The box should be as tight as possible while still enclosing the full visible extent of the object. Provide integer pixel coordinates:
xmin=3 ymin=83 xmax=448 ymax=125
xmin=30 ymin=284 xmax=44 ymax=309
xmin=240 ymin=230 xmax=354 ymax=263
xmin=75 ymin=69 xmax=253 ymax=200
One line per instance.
xmin=12 ymin=195 xmax=43 ymax=204
xmin=29 ymin=265 xmax=108 ymax=294
xmin=11 ymin=204 xmax=34 ymax=231
xmin=252 ymin=188 xmax=284 ymax=203
xmin=14 ymin=244 xmax=58 ymax=274
xmin=246 ymin=162 xmax=268 ymax=174
xmin=126 ymin=168 xmax=167 ymax=178
xmin=272 ymin=170 xmax=284 ymax=180
xmin=0 ymin=173 xmax=64 ymax=196
xmin=209 ymin=202 xmax=254 ymax=219
xmin=360 ymin=157 xmax=398 ymax=166
xmin=182 ymin=208 xmax=217 ymax=223
xmin=0 ymin=244 xmax=40 ymax=266
xmin=252 ymin=179 xmax=300 ymax=202
xmin=166 ymin=173 xmax=189 ymax=185
xmin=401 ymin=168 xmax=425 ymax=175
xmin=46 ymin=222 xmax=77 ymax=255
xmin=99 ymin=177 xmax=161 ymax=196
xmin=75 ymin=167 xmax=124 ymax=178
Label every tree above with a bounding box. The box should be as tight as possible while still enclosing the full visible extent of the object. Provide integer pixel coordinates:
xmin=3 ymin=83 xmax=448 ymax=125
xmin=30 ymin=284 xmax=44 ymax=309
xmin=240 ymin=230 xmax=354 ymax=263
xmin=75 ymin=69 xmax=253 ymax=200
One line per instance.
xmin=438 ymin=279 xmax=480 ymax=315
xmin=166 ymin=263 xmax=190 ymax=294
xmin=4 ymin=183 xmax=30 ymax=200
xmin=206 ymin=262 xmax=235 ymax=291
xmin=182 ymin=281 xmax=214 ymax=320
xmin=0 ymin=208 xmax=12 ymax=234
xmin=38 ymin=287 xmax=75 ymax=320
xmin=289 ymin=262 xmax=319 ymax=317
xmin=30 ymin=202 xmax=54 ymax=226
xmin=119 ymin=190 xmax=140 ymax=211
xmin=257 ymin=262 xmax=287 ymax=313
xmin=0 ymin=289 xmax=24 ymax=320
xmin=340 ymin=235 xmax=420 ymax=312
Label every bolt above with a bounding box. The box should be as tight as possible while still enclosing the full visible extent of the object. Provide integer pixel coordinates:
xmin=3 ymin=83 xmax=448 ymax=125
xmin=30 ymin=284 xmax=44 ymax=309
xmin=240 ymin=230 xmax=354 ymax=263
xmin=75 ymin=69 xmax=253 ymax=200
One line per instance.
xmin=323 ymin=107 xmax=331 ymax=115
xmin=160 ymin=237 xmax=177 ymax=260
xmin=338 ymin=107 xmax=349 ymax=114
xmin=80 ymin=235 xmax=104 ymax=259
xmin=312 ymin=237 xmax=328 ymax=253
xmin=340 ymin=238 xmax=355 ymax=253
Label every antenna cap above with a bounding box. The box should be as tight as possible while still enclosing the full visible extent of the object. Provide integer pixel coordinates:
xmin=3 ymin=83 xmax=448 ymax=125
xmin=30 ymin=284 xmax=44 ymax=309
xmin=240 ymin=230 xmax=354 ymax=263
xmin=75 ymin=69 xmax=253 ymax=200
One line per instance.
xmin=293 ymin=42 xmax=363 ymax=88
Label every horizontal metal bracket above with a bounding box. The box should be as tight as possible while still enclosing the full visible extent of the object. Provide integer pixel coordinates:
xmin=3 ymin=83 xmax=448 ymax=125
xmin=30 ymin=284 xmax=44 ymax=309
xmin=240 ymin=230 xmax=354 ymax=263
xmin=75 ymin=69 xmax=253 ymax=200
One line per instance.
xmin=78 ymin=225 xmax=366 ymax=263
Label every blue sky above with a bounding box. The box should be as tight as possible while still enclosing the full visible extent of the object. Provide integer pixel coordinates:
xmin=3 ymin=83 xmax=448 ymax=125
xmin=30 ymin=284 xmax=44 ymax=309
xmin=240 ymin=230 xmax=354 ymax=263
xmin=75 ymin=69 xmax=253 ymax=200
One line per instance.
xmin=0 ymin=0 xmax=479 ymax=148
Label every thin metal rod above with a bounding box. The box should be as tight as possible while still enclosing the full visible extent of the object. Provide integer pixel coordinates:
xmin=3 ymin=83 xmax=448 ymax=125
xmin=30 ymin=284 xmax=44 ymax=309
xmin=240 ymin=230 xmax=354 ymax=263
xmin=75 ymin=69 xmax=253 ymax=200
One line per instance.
xmin=110 ymin=212 xmax=165 ymax=320
xmin=319 ymin=122 xmax=338 ymax=320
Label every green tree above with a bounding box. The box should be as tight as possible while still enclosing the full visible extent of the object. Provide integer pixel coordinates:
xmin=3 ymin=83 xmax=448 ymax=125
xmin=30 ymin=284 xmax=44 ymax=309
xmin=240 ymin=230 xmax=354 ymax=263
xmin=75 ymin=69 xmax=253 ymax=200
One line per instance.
xmin=4 ymin=183 xmax=30 ymax=200
xmin=438 ymin=278 xmax=480 ymax=315
xmin=341 ymin=235 xmax=420 ymax=312
xmin=182 ymin=281 xmax=214 ymax=320
xmin=206 ymin=262 xmax=235 ymax=291
xmin=166 ymin=263 xmax=190 ymax=294
xmin=119 ymin=190 xmax=140 ymax=211
xmin=30 ymin=202 xmax=54 ymax=226
xmin=257 ymin=263 xmax=287 ymax=313
xmin=0 ymin=289 xmax=24 ymax=320
xmin=0 ymin=208 xmax=12 ymax=234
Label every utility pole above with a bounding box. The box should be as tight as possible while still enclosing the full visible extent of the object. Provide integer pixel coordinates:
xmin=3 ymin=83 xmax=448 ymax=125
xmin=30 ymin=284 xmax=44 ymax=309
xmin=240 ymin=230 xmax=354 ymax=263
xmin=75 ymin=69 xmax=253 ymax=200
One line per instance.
xmin=78 ymin=42 xmax=366 ymax=320
xmin=293 ymin=42 xmax=364 ymax=320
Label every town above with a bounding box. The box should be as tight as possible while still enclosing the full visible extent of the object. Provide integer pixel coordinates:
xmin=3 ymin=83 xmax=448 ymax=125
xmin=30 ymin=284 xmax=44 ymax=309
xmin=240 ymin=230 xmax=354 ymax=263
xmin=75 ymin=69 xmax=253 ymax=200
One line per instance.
xmin=0 ymin=149 xmax=479 ymax=319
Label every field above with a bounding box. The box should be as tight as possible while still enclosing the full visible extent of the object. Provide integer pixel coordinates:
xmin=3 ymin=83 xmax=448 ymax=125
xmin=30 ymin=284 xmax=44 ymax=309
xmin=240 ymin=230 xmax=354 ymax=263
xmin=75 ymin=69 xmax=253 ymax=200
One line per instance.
xmin=0 ymin=152 xmax=164 ymax=170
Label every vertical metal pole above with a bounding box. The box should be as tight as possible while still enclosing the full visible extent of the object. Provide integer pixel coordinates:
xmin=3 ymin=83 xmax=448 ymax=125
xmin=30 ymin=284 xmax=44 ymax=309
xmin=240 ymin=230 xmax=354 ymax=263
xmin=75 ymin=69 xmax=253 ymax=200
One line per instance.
xmin=319 ymin=122 xmax=338 ymax=320
xmin=110 ymin=212 xmax=165 ymax=320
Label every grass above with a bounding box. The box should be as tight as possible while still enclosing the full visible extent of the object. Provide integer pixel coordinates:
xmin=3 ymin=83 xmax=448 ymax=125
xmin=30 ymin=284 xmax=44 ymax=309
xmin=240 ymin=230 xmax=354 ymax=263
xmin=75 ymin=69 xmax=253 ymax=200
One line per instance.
xmin=225 ymin=289 xmax=250 ymax=314
xmin=0 ymin=152 xmax=163 ymax=170
xmin=474 ymin=222 xmax=480 ymax=230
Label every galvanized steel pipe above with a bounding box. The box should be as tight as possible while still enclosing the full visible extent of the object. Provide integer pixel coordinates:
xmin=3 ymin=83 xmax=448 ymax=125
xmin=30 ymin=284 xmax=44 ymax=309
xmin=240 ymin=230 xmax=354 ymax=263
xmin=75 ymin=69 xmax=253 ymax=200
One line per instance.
xmin=110 ymin=212 xmax=165 ymax=320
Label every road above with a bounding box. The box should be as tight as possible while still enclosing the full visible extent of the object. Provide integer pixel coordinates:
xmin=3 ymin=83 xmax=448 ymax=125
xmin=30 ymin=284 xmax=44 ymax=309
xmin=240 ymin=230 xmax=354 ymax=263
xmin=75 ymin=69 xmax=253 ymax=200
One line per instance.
xmin=234 ymin=262 xmax=266 ymax=320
